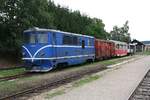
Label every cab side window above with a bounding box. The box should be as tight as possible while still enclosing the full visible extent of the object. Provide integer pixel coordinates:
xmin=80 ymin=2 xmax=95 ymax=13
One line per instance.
xmin=63 ymin=35 xmax=72 ymax=45
xmin=88 ymin=38 xmax=93 ymax=46
xmin=52 ymin=32 xmax=56 ymax=45
xmin=63 ymin=35 xmax=78 ymax=45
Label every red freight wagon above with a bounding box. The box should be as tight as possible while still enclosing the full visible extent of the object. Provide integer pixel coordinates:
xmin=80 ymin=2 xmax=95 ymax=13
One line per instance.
xmin=95 ymin=39 xmax=115 ymax=60
xmin=110 ymin=40 xmax=128 ymax=56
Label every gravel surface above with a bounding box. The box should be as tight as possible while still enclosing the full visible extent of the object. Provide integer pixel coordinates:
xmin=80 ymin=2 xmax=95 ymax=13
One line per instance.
xmin=29 ymin=56 xmax=150 ymax=100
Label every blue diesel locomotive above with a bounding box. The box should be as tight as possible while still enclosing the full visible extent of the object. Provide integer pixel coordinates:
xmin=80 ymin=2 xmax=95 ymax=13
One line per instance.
xmin=22 ymin=28 xmax=95 ymax=72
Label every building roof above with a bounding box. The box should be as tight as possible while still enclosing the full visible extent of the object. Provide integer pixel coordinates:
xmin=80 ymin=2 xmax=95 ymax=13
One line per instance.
xmin=131 ymin=39 xmax=145 ymax=45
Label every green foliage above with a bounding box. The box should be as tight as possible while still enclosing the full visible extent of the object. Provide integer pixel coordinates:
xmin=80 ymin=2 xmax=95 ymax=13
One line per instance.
xmin=85 ymin=18 xmax=109 ymax=39
xmin=0 ymin=0 xmax=22 ymax=58
xmin=45 ymin=90 xmax=65 ymax=99
xmin=73 ymin=75 xmax=100 ymax=87
xmin=110 ymin=21 xmax=131 ymax=43
xmin=0 ymin=0 xmax=108 ymax=59
xmin=0 ymin=68 xmax=25 ymax=78
xmin=19 ymin=0 xmax=54 ymax=29
xmin=142 ymin=51 xmax=150 ymax=55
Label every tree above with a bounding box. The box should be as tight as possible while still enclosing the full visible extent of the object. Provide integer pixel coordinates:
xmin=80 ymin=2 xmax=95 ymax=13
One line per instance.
xmin=0 ymin=0 xmax=54 ymax=58
xmin=110 ymin=21 xmax=131 ymax=43
xmin=19 ymin=0 xmax=54 ymax=29
xmin=0 ymin=0 xmax=22 ymax=57
xmin=0 ymin=0 xmax=108 ymax=59
xmin=85 ymin=18 xmax=108 ymax=39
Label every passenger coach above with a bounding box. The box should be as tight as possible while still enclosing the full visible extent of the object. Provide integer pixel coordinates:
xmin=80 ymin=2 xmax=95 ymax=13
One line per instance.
xmin=110 ymin=40 xmax=128 ymax=56
xmin=22 ymin=28 xmax=95 ymax=72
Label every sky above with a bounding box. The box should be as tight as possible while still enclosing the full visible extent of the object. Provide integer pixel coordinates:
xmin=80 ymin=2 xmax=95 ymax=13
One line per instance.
xmin=53 ymin=0 xmax=150 ymax=41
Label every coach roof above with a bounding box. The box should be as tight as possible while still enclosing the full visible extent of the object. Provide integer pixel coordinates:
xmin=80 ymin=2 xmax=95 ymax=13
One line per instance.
xmin=109 ymin=40 xmax=127 ymax=45
xmin=24 ymin=27 xmax=94 ymax=38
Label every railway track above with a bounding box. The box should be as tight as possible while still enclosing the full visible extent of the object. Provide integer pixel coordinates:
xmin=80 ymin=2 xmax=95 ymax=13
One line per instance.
xmin=0 ymin=66 xmax=24 ymax=70
xmin=0 ymin=72 xmax=32 ymax=82
xmin=0 ymin=66 xmax=105 ymax=100
xmin=129 ymin=69 xmax=150 ymax=100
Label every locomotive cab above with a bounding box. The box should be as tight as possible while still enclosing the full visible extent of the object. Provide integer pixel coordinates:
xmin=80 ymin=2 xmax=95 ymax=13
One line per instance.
xmin=22 ymin=28 xmax=55 ymax=72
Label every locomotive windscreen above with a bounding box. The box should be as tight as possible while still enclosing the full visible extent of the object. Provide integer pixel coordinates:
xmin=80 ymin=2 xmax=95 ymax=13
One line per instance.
xmin=23 ymin=32 xmax=36 ymax=44
xmin=23 ymin=32 xmax=48 ymax=44
xmin=37 ymin=32 xmax=48 ymax=43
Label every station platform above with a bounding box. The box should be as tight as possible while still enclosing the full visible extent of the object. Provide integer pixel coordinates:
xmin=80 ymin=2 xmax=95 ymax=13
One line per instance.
xmin=49 ymin=56 xmax=150 ymax=100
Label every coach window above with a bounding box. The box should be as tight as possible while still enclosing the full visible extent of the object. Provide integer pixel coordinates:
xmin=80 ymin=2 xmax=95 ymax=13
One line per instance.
xmin=37 ymin=32 xmax=48 ymax=43
xmin=116 ymin=44 xmax=119 ymax=49
xmin=122 ymin=45 xmax=124 ymax=49
xmin=115 ymin=44 xmax=117 ymax=49
xmin=120 ymin=45 xmax=122 ymax=49
xmin=125 ymin=45 xmax=127 ymax=49
xmin=120 ymin=44 xmax=122 ymax=49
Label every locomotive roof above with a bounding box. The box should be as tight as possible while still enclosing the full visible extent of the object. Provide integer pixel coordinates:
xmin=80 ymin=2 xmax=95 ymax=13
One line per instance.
xmin=24 ymin=27 xmax=94 ymax=38
xmin=109 ymin=40 xmax=127 ymax=45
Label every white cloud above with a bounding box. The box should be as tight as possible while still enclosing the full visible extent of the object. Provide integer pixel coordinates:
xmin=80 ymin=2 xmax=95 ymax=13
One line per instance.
xmin=53 ymin=0 xmax=150 ymax=41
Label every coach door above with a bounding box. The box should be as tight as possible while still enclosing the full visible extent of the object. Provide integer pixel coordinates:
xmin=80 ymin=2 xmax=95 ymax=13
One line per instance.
xmin=81 ymin=39 xmax=85 ymax=57
xmin=82 ymin=40 xmax=85 ymax=49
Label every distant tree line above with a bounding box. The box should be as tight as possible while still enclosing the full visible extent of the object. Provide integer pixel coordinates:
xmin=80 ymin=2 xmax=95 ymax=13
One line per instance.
xmin=0 ymin=0 xmax=109 ymax=59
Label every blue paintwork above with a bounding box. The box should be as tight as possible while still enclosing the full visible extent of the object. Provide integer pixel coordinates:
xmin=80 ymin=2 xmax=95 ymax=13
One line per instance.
xmin=22 ymin=28 xmax=95 ymax=72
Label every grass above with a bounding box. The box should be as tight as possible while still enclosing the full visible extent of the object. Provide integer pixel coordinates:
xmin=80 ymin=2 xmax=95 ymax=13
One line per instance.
xmin=88 ymin=56 xmax=130 ymax=68
xmin=142 ymin=51 xmax=150 ymax=55
xmin=0 ymin=80 xmax=19 ymax=96
xmin=45 ymin=75 xmax=100 ymax=99
xmin=45 ymin=90 xmax=65 ymax=99
xmin=54 ymin=56 xmax=131 ymax=72
xmin=0 ymin=75 xmax=38 ymax=97
xmin=73 ymin=75 xmax=100 ymax=87
xmin=0 ymin=68 xmax=26 ymax=78
xmin=101 ymin=59 xmax=117 ymax=65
